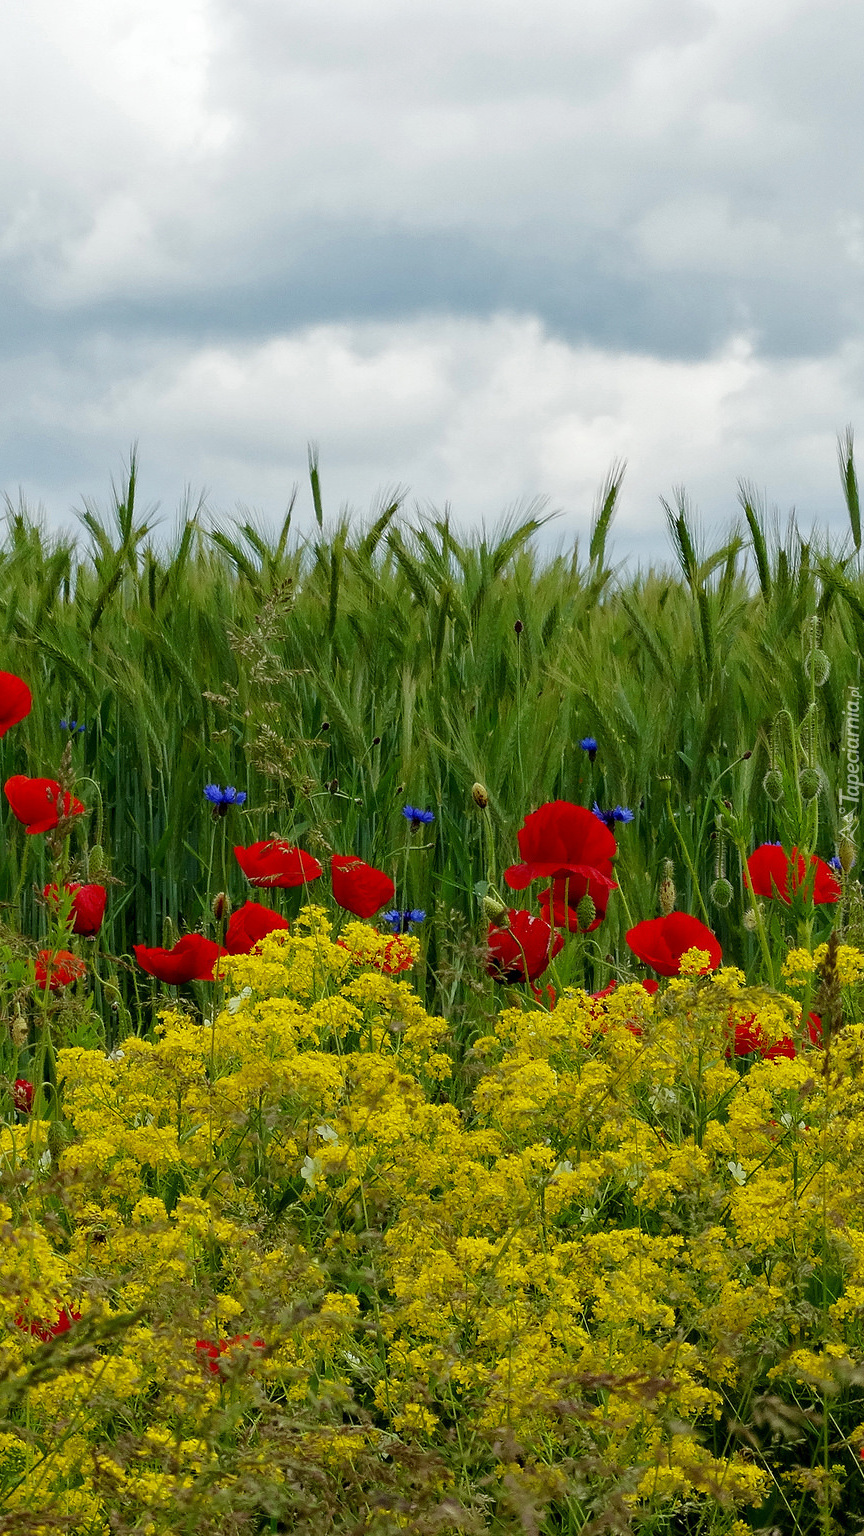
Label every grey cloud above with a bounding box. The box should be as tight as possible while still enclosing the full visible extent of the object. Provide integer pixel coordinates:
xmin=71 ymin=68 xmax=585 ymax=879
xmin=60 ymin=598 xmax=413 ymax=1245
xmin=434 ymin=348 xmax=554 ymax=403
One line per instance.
xmin=3 ymin=0 xmax=862 ymax=361
xmin=1 ymin=0 xmax=864 ymax=544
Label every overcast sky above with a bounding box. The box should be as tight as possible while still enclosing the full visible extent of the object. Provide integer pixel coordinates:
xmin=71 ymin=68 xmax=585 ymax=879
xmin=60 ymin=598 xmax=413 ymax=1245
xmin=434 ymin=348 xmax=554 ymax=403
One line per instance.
xmin=2 ymin=0 xmax=864 ymax=558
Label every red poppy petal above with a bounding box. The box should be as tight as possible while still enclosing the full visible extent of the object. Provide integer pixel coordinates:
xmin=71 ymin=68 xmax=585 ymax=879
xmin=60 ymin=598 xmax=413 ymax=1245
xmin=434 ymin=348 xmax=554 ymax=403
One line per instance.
xmin=234 ymin=840 xmax=323 ymax=888
xmin=224 ymin=901 xmax=290 ymax=954
xmin=0 ymin=673 xmax=31 ymax=737
xmin=625 ymin=914 xmax=721 ymax=976
xmin=487 ymin=909 xmax=564 ymax=983
xmin=330 ymin=854 xmax=395 ymax=918
xmin=134 ymin=934 xmax=226 ymax=983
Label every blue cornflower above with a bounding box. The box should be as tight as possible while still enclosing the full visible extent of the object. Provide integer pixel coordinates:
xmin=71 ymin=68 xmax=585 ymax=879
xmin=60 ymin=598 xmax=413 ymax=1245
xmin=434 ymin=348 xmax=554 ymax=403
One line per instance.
xmin=60 ymin=719 xmax=85 ymax=733
xmin=402 ymin=805 xmax=435 ymax=827
xmin=592 ymin=802 xmax=634 ymax=830
xmin=828 ymin=854 xmax=842 ymax=872
xmin=382 ymin=908 xmax=426 ymax=932
xmin=204 ymin=784 xmax=248 ymax=818
xmin=579 ymin=737 xmax=598 ymax=763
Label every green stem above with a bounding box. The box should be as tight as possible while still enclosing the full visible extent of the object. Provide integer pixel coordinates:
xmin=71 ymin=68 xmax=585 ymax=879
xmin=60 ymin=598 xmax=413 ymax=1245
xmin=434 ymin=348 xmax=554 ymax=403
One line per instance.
xmin=732 ymin=832 xmax=777 ymax=989
xmin=663 ymin=784 xmax=711 ymax=925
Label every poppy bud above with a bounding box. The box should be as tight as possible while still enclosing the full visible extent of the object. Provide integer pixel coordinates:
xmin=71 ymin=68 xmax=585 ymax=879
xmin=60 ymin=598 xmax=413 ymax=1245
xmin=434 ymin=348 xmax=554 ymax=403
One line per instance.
xmin=88 ymin=845 xmax=108 ymax=880
xmin=804 ymin=649 xmax=830 ymax=686
xmin=482 ymin=895 xmax=509 ymax=926
xmin=162 ymin=915 xmax=176 ymax=950
xmin=472 ymin=782 xmax=489 ymax=809
xmin=762 ymin=768 xmax=784 ymax=802
xmin=709 ymin=876 xmax=734 ymax=909
xmin=658 ymin=860 xmax=676 ymax=916
xmin=840 ymin=833 xmax=857 ymax=874
xmin=576 ymin=894 xmax=596 ymax=930
xmin=798 ymin=767 xmax=820 ymax=802
xmin=742 ymin=906 xmax=760 ymax=932
xmin=212 ymin=891 xmax=230 ymax=922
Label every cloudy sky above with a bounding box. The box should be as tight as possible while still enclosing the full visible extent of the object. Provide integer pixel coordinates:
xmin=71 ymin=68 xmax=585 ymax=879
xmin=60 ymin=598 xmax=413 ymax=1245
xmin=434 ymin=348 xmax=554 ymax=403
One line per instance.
xmin=2 ymin=0 xmax=863 ymax=557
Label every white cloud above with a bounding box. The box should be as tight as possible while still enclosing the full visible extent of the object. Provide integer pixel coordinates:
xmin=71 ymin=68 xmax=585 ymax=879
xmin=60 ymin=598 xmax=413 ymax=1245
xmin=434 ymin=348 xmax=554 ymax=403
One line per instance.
xmin=3 ymin=315 xmax=861 ymax=561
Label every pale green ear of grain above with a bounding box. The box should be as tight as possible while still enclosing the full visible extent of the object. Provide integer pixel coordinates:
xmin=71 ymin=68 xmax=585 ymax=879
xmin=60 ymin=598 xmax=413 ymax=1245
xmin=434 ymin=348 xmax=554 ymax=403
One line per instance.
xmin=0 ymin=442 xmax=860 ymax=1032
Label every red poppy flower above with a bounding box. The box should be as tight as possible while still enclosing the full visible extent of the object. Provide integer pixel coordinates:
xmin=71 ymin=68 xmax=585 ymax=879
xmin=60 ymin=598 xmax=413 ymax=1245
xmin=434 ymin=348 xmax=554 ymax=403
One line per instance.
xmin=0 ymin=672 xmax=31 ymax=737
xmin=486 ymin=909 xmax=564 ymax=984
xmin=16 ymin=1305 xmax=81 ymax=1340
xmin=591 ymin=978 xmax=659 ymax=999
xmin=731 ymin=1010 xmax=822 ymax=1061
xmin=34 ymin=949 xmax=87 ymax=991
xmin=134 ymin=934 xmax=227 ymax=984
xmin=746 ymin=844 xmax=841 ymax=905
xmin=5 ymin=776 xmax=86 ymax=835
xmin=44 ymin=883 xmax=107 ymax=936
xmin=195 ymin=1334 xmax=266 ymax=1374
xmin=731 ymin=1018 xmax=796 ymax=1060
xmin=13 ymin=1078 xmax=33 ymax=1112
xmin=224 ymin=900 xmax=290 ymax=955
xmin=538 ymin=870 xmax=616 ymax=932
xmin=330 ymin=854 xmax=395 ymax=918
xmin=234 ymin=840 xmax=323 ymax=888
xmin=337 ymin=932 xmax=417 ymax=975
xmin=505 ymin=800 xmax=618 ymax=891
xmin=625 ymin=913 xmax=722 ymax=977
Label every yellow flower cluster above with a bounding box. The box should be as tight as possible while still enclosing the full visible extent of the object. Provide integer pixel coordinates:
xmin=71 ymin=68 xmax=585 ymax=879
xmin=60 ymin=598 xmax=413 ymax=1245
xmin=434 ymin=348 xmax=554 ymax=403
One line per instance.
xmin=3 ymin=921 xmax=864 ymax=1533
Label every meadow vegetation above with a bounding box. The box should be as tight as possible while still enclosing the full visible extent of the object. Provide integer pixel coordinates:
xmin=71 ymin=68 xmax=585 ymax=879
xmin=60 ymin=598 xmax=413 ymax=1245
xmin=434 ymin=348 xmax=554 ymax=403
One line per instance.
xmin=4 ymin=445 xmax=864 ymax=1533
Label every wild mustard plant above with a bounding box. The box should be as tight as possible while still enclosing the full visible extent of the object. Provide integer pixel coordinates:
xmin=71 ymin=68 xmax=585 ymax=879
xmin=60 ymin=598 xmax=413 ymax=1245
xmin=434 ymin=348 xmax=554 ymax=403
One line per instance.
xmin=4 ymin=914 xmax=864 ymax=1532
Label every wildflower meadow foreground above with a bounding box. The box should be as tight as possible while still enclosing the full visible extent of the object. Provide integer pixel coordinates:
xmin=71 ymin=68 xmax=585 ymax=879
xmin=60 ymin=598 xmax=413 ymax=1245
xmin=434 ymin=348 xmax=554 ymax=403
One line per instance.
xmin=6 ymin=475 xmax=864 ymax=1534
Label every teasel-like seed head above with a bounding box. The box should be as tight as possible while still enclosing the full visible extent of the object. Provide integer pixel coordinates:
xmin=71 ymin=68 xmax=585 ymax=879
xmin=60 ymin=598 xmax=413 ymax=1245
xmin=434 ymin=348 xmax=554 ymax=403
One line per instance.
xmin=742 ymin=905 xmax=762 ymax=932
xmin=658 ymin=859 xmax=676 ymax=916
xmin=88 ymin=845 xmax=108 ymax=880
xmin=576 ymin=894 xmax=596 ymax=930
xmin=840 ymin=832 xmax=857 ymax=874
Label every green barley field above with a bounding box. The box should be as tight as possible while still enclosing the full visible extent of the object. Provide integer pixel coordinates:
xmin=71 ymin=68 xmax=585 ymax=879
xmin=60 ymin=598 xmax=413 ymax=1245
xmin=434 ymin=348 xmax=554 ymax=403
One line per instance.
xmin=1 ymin=445 xmax=862 ymax=1025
